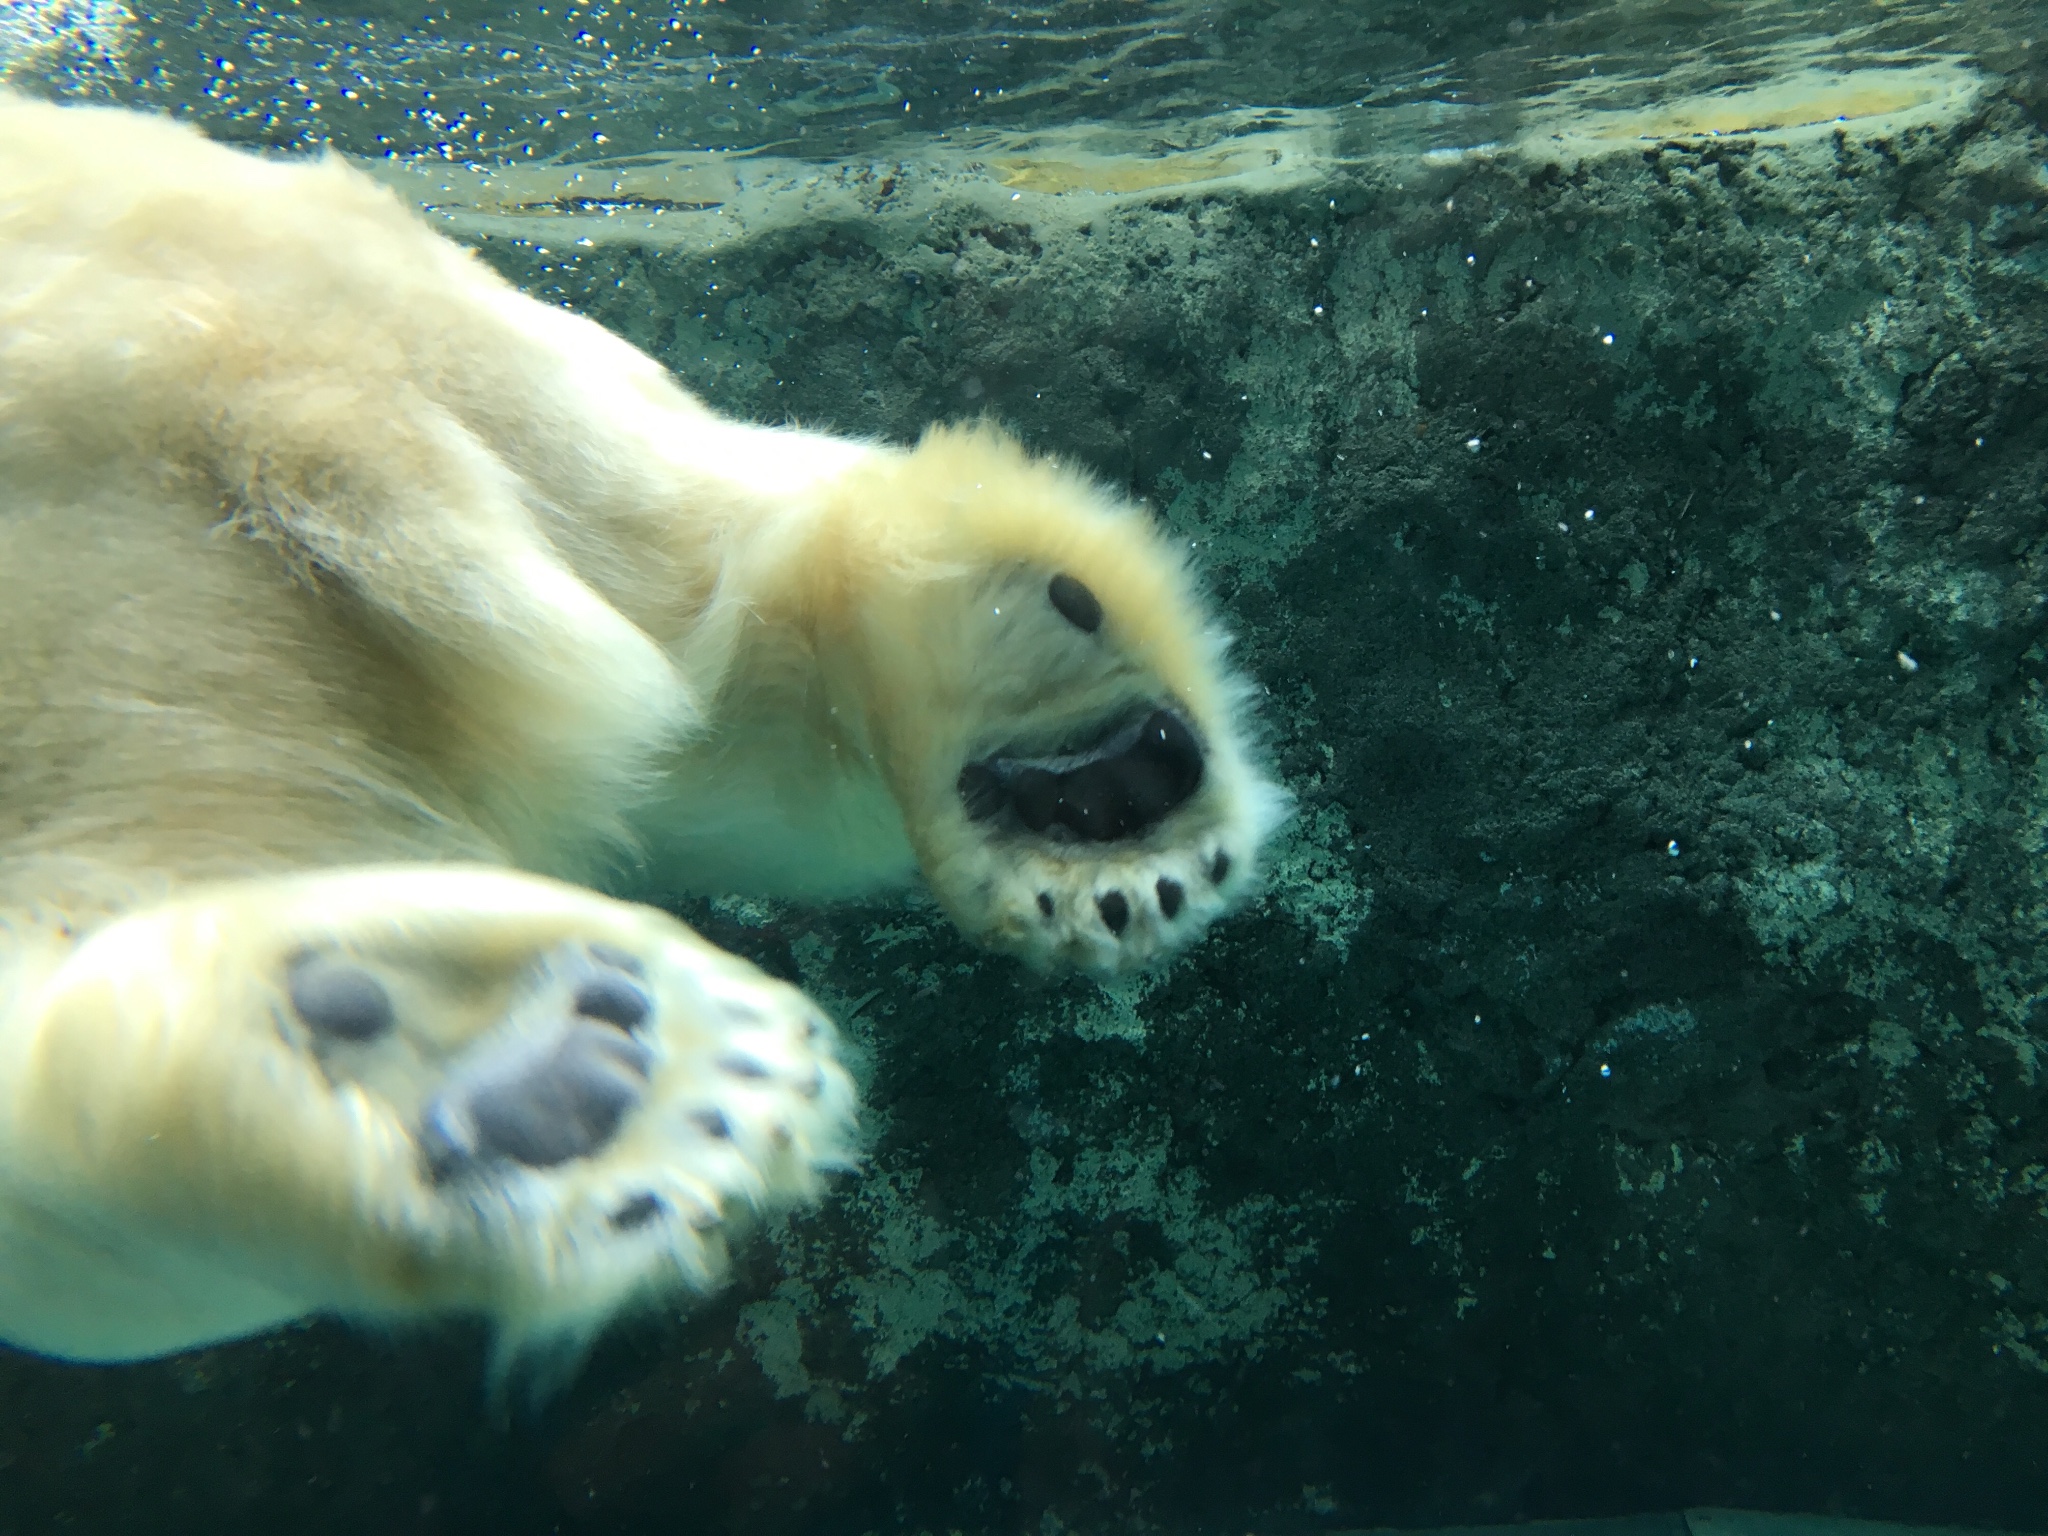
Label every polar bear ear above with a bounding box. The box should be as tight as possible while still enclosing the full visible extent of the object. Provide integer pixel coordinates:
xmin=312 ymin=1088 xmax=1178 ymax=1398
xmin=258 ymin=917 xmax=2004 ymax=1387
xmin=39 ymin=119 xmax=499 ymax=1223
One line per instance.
xmin=833 ymin=424 xmax=1291 ymax=976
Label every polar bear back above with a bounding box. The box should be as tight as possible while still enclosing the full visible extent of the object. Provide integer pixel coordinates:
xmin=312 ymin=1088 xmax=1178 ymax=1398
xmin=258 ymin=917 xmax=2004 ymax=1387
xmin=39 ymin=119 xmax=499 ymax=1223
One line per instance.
xmin=0 ymin=93 xmax=886 ymax=892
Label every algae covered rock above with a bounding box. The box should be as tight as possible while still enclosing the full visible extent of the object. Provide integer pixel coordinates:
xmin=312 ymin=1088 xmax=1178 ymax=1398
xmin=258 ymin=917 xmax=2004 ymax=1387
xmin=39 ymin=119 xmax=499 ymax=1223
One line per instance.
xmin=468 ymin=74 xmax=2048 ymax=1534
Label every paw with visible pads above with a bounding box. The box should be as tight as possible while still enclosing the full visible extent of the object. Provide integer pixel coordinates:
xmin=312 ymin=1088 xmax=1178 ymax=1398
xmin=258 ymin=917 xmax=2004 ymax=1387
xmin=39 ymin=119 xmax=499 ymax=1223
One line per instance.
xmin=0 ymin=867 xmax=855 ymax=1373
xmin=830 ymin=429 xmax=1293 ymax=976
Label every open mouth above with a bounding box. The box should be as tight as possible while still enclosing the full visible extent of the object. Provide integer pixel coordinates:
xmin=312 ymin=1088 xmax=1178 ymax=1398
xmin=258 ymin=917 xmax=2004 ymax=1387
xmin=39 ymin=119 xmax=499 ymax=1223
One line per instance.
xmin=956 ymin=707 xmax=1205 ymax=843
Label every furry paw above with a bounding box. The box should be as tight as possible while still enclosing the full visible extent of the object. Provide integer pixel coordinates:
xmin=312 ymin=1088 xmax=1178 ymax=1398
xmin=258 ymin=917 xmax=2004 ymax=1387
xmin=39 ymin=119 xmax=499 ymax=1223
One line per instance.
xmin=4 ymin=867 xmax=855 ymax=1371
xmin=839 ymin=427 xmax=1293 ymax=975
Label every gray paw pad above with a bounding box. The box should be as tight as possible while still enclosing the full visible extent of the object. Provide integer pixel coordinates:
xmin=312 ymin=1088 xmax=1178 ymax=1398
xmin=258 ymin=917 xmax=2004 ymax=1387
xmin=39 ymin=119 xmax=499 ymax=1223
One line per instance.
xmin=287 ymin=953 xmax=394 ymax=1043
xmin=422 ymin=1021 xmax=652 ymax=1179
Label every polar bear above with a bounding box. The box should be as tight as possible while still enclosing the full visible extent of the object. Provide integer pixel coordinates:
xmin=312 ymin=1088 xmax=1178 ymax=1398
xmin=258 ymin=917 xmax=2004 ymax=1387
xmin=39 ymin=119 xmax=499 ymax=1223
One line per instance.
xmin=0 ymin=94 xmax=1286 ymax=1382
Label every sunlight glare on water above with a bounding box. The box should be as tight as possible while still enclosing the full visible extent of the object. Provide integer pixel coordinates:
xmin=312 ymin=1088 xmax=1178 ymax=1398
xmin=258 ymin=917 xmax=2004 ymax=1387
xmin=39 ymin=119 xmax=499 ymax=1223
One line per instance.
xmin=0 ymin=0 xmax=2029 ymax=168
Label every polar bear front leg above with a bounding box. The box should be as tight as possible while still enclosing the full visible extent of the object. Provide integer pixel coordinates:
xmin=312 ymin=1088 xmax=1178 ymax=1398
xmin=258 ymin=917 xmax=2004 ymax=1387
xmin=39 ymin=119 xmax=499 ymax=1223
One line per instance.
xmin=0 ymin=866 xmax=854 ymax=1374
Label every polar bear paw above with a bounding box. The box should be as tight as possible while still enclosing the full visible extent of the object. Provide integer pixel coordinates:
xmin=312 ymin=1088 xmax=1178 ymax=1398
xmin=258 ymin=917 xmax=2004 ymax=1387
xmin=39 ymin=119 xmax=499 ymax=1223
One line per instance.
xmin=840 ymin=426 xmax=1292 ymax=977
xmin=10 ymin=867 xmax=856 ymax=1373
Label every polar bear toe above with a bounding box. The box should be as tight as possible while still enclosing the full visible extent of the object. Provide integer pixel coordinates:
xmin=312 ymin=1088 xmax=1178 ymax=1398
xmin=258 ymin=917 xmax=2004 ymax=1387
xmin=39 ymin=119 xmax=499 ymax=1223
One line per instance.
xmin=287 ymin=954 xmax=398 ymax=1043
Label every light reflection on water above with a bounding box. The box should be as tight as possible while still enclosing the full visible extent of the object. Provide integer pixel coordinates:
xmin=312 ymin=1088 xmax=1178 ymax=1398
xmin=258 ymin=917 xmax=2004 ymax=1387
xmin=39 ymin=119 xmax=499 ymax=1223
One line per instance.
xmin=0 ymin=0 xmax=2034 ymax=167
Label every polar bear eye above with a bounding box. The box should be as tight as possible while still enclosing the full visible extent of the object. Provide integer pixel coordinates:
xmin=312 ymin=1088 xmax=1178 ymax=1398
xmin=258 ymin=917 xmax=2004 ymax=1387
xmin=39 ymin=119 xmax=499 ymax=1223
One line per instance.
xmin=1046 ymin=573 xmax=1102 ymax=633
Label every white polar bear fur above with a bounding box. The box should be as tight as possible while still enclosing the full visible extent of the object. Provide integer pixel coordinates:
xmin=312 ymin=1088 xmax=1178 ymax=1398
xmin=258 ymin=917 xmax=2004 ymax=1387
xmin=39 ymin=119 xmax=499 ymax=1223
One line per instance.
xmin=0 ymin=93 xmax=1287 ymax=1374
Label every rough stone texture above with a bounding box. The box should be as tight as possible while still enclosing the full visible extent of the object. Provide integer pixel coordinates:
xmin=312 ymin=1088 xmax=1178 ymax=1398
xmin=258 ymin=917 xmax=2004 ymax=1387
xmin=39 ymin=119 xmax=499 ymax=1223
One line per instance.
xmin=6 ymin=74 xmax=2048 ymax=1536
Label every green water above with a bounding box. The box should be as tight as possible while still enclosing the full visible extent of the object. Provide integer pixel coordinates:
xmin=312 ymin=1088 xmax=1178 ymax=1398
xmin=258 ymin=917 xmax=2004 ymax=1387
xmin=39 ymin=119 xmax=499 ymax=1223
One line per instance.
xmin=5 ymin=3 xmax=2048 ymax=1534
xmin=6 ymin=0 xmax=2042 ymax=160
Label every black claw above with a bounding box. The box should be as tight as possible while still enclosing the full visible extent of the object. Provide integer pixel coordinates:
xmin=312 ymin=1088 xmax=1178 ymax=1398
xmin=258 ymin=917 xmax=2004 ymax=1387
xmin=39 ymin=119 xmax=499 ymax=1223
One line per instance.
xmin=287 ymin=954 xmax=395 ymax=1043
xmin=717 ymin=1051 xmax=771 ymax=1079
xmin=419 ymin=1106 xmax=478 ymax=1184
xmin=586 ymin=942 xmax=646 ymax=977
xmin=1097 ymin=890 xmax=1130 ymax=935
xmin=691 ymin=1107 xmax=735 ymax=1140
xmin=1047 ymin=572 xmax=1103 ymax=633
xmin=609 ymin=1192 xmax=664 ymax=1231
xmin=1036 ymin=891 xmax=1056 ymax=918
xmin=573 ymin=971 xmax=653 ymax=1030
xmin=1156 ymin=878 xmax=1185 ymax=920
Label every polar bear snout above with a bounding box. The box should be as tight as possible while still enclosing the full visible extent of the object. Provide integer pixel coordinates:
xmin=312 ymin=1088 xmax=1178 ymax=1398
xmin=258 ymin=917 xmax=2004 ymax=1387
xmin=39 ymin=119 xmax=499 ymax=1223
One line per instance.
xmin=955 ymin=705 xmax=1205 ymax=844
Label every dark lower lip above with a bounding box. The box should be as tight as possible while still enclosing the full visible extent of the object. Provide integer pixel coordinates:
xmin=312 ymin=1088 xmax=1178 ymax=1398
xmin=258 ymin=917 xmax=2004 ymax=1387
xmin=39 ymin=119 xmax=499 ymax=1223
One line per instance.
xmin=957 ymin=707 xmax=1205 ymax=844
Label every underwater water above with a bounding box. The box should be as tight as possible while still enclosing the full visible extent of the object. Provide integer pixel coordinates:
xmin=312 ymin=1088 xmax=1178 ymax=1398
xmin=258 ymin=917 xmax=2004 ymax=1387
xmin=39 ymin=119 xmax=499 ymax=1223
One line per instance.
xmin=6 ymin=1 xmax=2048 ymax=1533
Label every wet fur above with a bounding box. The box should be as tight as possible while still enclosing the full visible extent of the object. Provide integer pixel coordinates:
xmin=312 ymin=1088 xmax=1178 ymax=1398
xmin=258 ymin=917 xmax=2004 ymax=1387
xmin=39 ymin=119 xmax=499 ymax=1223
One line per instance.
xmin=0 ymin=94 xmax=1284 ymax=1368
